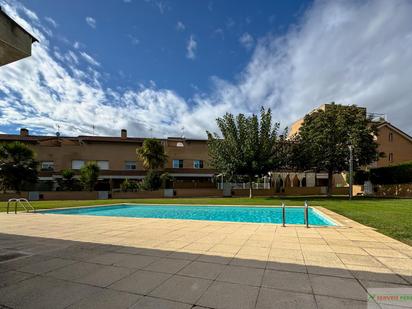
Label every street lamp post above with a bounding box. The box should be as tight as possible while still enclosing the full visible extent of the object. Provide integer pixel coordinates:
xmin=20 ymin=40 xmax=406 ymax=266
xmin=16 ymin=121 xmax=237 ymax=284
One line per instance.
xmin=349 ymin=145 xmax=353 ymax=200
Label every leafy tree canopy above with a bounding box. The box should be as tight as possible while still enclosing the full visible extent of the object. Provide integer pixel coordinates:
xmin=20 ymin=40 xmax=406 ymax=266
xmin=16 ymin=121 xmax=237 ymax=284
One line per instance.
xmin=0 ymin=142 xmax=38 ymax=193
xmin=292 ymin=103 xmax=380 ymax=194
xmin=207 ymin=107 xmax=286 ymax=197
xmin=136 ymin=138 xmax=167 ymax=170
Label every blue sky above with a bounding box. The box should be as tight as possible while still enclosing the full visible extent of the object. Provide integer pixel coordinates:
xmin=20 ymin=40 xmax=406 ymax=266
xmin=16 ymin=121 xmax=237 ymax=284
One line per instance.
xmin=1 ymin=0 xmax=412 ymax=138
xmin=17 ymin=0 xmax=308 ymax=98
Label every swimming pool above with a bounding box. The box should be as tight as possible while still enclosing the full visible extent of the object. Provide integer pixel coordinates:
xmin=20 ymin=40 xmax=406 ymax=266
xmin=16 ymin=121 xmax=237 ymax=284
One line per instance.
xmin=42 ymin=204 xmax=336 ymax=226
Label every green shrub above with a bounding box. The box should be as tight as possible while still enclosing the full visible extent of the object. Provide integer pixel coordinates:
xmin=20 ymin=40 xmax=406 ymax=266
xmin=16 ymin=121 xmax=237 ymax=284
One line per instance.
xmin=370 ymin=161 xmax=412 ymax=184
xmin=139 ymin=170 xmax=162 ymax=191
xmin=348 ymin=170 xmax=370 ymax=185
xmin=120 ymin=179 xmax=139 ymax=192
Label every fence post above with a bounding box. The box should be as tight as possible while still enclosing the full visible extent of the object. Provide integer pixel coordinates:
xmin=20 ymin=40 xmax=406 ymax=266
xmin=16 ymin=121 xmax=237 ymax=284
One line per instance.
xmin=282 ymin=203 xmax=286 ymax=227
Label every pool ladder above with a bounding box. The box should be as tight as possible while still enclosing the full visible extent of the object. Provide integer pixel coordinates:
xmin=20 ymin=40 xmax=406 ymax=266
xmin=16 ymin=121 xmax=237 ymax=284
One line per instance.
xmin=6 ymin=198 xmax=35 ymax=214
xmin=281 ymin=201 xmax=309 ymax=228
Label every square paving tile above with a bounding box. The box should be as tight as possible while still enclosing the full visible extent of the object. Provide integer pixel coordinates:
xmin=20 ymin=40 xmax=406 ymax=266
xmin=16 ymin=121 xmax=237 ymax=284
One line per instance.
xmin=262 ymin=269 xmax=312 ymax=294
xmin=67 ymin=288 xmax=141 ymax=308
xmin=197 ymin=281 xmax=259 ymax=309
xmin=130 ymin=296 xmax=192 ymax=309
xmin=150 ymin=275 xmax=211 ymax=304
xmin=217 ymin=265 xmax=264 ymax=286
xmin=196 ymin=253 xmax=233 ymax=265
xmin=256 ymin=287 xmax=317 ymax=309
xmin=46 ymin=261 xmax=102 ymax=281
xmin=90 ymin=252 xmax=159 ymax=269
xmin=75 ymin=265 xmax=134 ymax=287
xmin=0 ymin=270 xmax=35 ymax=288
xmin=18 ymin=257 xmax=75 ymax=274
xmin=178 ymin=261 xmax=226 ymax=280
xmin=315 ymin=295 xmax=368 ymax=309
xmin=144 ymin=258 xmax=191 ymax=274
xmin=0 ymin=276 xmax=100 ymax=309
xmin=309 ymin=274 xmax=367 ymax=301
xmin=109 ymin=269 xmax=171 ymax=295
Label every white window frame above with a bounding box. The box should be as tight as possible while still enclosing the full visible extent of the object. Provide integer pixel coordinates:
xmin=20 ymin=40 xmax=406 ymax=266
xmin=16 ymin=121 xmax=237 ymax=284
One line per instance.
xmin=71 ymin=160 xmax=85 ymax=170
xmin=173 ymin=159 xmax=183 ymax=168
xmin=41 ymin=161 xmax=54 ymax=171
xmin=193 ymin=160 xmax=203 ymax=169
xmin=97 ymin=160 xmax=109 ymax=170
xmin=125 ymin=161 xmax=137 ymax=170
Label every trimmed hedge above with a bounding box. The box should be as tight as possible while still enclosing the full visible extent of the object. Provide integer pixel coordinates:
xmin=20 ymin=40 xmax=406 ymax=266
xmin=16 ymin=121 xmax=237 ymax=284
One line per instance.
xmin=370 ymin=161 xmax=412 ymax=185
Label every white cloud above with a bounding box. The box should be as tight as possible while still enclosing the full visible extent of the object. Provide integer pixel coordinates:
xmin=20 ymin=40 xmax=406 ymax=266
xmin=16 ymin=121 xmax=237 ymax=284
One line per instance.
xmin=85 ymin=16 xmax=96 ymax=29
xmin=80 ymin=52 xmax=100 ymax=66
xmin=186 ymin=35 xmax=197 ymax=59
xmin=239 ymin=32 xmax=254 ymax=50
xmin=44 ymin=16 xmax=57 ymax=28
xmin=176 ymin=21 xmax=185 ymax=31
xmin=1 ymin=0 xmax=412 ymax=140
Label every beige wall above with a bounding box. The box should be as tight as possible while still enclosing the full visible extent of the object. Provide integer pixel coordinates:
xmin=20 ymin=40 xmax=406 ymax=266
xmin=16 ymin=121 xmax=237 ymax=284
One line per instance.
xmin=164 ymin=139 xmax=211 ymax=169
xmin=374 ymin=125 xmax=412 ymax=167
xmin=27 ymin=137 xmax=211 ymax=173
xmin=32 ymin=141 xmax=144 ymax=171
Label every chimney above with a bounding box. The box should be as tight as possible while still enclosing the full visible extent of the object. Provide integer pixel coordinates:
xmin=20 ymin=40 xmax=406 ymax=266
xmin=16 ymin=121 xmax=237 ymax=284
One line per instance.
xmin=20 ymin=128 xmax=29 ymax=136
xmin=121 ymin=129 xmax=127 ymax=139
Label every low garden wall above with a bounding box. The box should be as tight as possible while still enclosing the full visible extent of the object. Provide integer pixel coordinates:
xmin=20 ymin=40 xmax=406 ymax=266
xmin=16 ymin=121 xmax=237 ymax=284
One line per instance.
xmin=111 ymin=191 xmax=163 ymax=199
xmin=284 ymin=187 xmax=322 ymax=195
xmin=375 ymin=183 xmax=412 ymax=197
xmin=174 ymin=188 xmax=222 ymax=197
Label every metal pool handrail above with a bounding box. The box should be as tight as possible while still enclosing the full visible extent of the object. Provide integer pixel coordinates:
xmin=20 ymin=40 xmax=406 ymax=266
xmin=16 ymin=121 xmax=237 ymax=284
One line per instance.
xmin=281 ymin=202 xmax=310 ymax=228
xmin=7 ymin=198 xmax=35 ymax=214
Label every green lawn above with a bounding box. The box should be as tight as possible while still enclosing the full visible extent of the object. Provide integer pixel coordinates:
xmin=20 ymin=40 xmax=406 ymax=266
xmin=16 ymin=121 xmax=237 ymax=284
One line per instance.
xmin=1 ymin=197 xmax=411 ymax=246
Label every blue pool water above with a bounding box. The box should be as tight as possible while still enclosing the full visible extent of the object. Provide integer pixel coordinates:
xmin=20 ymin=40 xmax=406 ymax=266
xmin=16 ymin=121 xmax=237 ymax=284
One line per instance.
xmin=42 ymin=204 xmax=336 ymax=226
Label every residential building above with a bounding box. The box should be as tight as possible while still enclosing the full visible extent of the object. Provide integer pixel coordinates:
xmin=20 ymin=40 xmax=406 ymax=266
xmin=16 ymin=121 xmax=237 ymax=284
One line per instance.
xmin=0 ymin=129 xmax=215 ymax=190
xmin=274 ymin=103 xmax=412 ymax=190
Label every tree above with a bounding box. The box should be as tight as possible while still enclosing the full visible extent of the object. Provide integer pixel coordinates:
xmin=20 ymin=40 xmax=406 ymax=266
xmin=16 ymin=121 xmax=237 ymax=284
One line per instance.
xmin=136 ymin=139 xmax=167 ymax=170
xmin=57 ymin=169 xmax=81 ymax=191
xmin=292 ymin=103 xmax=380 ymax=196
xmin=136 ymin=139 xmax=168 ymax=191
xmin=207 ymin=107 xmax=285 ymax=198
xmin=80 ymin=162 xmax=100 ymax=191
xmin=0 ymin=142 xmax=38 ymax=193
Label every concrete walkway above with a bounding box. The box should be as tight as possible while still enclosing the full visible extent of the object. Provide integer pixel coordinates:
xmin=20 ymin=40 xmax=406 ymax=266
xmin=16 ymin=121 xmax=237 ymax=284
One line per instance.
xmin=0 ymin=207 xmax=411 ymax=309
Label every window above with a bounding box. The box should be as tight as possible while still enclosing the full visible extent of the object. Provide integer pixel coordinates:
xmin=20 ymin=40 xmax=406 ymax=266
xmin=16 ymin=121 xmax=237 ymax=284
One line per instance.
xmin=176 ymin=142 xmax=184 ymax=147
xmin=389 ymin=132 xmax=393 ymax=142
xmin=193 ymin=160 xmax=203 ymax=169
xmin=125 ymin=161 xmax=137 ymax=170
xmin=97 ymin=160 xmax=109 ymax=170
xmin=40 ymin=161 xmax=54 ymax=171
xmin=173 ymin=159 xmax=183 ymax=168
xmin=71 ymin=160 xmax=85 ymax=169
xmin=389 ymin=153 xmax=394 ymax=163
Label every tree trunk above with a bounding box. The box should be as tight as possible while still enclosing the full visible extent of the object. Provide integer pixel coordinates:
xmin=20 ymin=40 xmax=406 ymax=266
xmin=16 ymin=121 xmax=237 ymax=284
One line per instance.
xmin=327 ymin=169 xmax=333 ymax=197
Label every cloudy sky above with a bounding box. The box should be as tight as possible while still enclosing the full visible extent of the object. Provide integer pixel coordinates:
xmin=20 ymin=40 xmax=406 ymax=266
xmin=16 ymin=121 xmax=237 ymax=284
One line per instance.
xmin=1 ymin=0 xmax=412 ymax=138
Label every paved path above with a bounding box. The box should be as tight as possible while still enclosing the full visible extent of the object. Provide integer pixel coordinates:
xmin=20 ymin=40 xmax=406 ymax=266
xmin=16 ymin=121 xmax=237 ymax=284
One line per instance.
xmin=0 ymin=207 xmax=411 ymax=308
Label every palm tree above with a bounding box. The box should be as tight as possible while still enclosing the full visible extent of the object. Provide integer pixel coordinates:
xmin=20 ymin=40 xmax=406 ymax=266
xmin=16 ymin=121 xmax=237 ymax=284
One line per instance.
xmin=80 ymin=162 xmax=100 ymax=191
xmin=0 ymin=142 xmax=38 ymax=193
xmin=136 ymin=139 xmax=167 ymax=170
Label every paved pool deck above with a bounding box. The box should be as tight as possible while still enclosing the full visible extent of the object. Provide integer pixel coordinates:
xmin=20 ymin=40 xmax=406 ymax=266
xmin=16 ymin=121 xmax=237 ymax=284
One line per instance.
xmin=0 ymin=206 xmax=411 ymax=309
